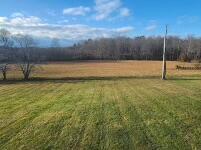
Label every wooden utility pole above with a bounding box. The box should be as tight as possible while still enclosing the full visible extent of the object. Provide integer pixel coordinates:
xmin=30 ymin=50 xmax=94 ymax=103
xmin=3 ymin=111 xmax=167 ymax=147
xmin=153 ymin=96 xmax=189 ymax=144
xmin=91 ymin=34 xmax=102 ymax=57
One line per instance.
xmin=162 ymin=25 xmax=168 ymax=80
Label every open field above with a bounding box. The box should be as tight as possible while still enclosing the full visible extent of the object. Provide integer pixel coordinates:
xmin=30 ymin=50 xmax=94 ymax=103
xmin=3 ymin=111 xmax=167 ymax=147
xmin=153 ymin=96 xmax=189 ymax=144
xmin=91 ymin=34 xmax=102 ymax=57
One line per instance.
xmin=0 ymin=61 xmax=201 ymax=149
xmin=2 ymin=61 xmax=201 ymax=80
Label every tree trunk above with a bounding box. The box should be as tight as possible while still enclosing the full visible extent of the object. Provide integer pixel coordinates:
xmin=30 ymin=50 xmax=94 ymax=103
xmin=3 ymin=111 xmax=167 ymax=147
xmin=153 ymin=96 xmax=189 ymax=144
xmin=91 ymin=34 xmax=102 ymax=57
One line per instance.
xmin=1 ymin=65 xmax=7 ymax=81
xmin=3 ymin=71 xmax=6 ymax=80
xmin=23 ymin=68 xmax=30 ymax=80
xmin=22 ymin=63 xmax=31 ymax=80
xmin=24 ymin=73 xmax=29 ymax=80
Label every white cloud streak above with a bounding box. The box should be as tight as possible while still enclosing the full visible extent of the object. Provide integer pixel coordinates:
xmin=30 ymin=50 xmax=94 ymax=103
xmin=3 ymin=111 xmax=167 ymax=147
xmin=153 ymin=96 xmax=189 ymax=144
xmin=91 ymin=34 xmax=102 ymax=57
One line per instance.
xmin=120 ymin=8 xmax=130 ymax=17
xmin=61 ymin=1 xmax=131 ymax=20
xmin=63 ymin=6 xmax=91 ymax=16
xmin=145 ymin=24 xmax=157 ymax=31
xmin=0 ymin=15 xmax=134 ymax=40
xmin=11 ymin=12 xmax=24 ymax=18
xmin=95 ymin=0 xmax=121 ymax=20
xmin=94 ymin=0 xmax=130 ymax=20
xmin=145 ymin=21 xmax=158 ymax=32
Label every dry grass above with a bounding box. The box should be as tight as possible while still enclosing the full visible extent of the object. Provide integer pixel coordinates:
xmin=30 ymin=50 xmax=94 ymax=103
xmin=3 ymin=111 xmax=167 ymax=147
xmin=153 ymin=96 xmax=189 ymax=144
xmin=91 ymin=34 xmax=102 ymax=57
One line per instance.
xmin=4 ymin=61 xmax=201 ymax=79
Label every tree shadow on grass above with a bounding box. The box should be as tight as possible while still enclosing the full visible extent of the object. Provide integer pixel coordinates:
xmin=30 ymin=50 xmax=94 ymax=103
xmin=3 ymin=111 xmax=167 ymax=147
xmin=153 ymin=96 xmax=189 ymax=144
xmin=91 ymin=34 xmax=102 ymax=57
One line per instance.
xmin=0 ymin=76 xmax=159 ymax=85
xmin=168 ymin=77 xmax=201 ymax=81
xmin=1 ymin=76 xmax=201 ymax=85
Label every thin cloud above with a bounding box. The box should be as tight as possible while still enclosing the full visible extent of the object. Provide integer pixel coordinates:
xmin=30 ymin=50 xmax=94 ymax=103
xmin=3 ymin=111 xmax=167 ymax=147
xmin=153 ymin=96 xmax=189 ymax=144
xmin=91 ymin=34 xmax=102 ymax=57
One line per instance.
xmin=94 ymin=0 xmax=121 ymax=20
xmin=11 ymin=12 xmax=24 ymax=18
xmin=145 ymin=24 xmax=157 ymax=31
xmin=63 ymin=6 xmax=91 ymax=16
xmin=58 ymin=19 xmax=69 ymax=24
xmin=177 ymin=15 xmax=200 ymax=25
xmin=94 ymin=0 xmax=130 ymax=20
xmin=46 ymin=10 xmax=56 ymax=17
xmin=115 ymin=26 xmax=134 ymax=33
xmin=120 ymin=8 xmax=130 ymax=17
xmin=145 ymin=21 xmax=158 ymax=32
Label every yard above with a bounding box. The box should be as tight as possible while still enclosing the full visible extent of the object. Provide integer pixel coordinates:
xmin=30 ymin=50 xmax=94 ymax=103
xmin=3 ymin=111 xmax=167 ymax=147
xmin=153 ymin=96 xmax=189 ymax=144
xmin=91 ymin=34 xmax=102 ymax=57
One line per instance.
xmin=0 ymin=61 xmax=201 ymax=149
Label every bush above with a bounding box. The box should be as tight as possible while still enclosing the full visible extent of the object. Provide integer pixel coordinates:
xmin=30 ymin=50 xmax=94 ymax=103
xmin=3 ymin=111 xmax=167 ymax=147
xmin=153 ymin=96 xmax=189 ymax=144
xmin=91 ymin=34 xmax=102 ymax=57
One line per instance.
xmin=179 ymin=54 xmax=191 ymax=62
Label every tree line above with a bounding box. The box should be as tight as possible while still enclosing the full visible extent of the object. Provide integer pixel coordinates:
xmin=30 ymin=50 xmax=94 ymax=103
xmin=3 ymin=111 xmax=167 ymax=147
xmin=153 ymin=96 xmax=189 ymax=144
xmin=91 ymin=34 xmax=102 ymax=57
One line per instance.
xmin=37 ymin=36 xmax=201 ymax=62
xmin=1 ymin=28 xmax=201 ymax=80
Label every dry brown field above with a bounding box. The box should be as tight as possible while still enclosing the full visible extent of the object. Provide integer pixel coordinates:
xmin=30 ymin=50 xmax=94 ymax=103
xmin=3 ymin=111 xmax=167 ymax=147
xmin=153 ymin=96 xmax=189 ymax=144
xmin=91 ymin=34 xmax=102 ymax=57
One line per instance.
xmin=2 ymin=60 xmax=201 ymax=80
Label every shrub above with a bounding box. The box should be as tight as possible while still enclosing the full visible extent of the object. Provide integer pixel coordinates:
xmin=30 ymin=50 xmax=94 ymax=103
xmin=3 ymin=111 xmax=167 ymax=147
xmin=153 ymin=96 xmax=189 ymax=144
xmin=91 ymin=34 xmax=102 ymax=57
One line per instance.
xmin=179 ymin=54 xmax=191 ymax=62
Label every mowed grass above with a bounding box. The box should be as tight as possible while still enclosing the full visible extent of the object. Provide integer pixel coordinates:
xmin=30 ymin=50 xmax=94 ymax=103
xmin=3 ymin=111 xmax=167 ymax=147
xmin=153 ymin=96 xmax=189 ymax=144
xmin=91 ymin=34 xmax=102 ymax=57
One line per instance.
xmin=0 ymin=78 xmax=201 ymax=149
xmin=0 ymin=61 xmax=201 ymax=149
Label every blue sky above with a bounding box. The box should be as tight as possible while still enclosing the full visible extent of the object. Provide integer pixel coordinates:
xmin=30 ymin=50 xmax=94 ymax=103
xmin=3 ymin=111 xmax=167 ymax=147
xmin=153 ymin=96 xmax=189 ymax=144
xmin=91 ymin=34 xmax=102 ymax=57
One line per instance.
xmin=0 ymin=0 xmax=201 ymax=46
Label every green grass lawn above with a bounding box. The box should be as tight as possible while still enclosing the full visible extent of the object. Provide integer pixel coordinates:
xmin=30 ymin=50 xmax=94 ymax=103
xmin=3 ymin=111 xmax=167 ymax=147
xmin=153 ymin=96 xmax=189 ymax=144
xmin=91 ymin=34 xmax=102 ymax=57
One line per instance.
xmin=0 ymin=78 xmax=201 ymax=149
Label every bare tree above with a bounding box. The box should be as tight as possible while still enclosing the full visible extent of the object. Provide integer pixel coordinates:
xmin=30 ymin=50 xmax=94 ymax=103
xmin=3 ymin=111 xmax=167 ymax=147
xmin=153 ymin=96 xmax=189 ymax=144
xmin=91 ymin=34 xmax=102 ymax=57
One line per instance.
xmin=14 ymin=34 xmax=38 ymax=80
xmin=0 ymin=29 xmax=13 ymax=80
